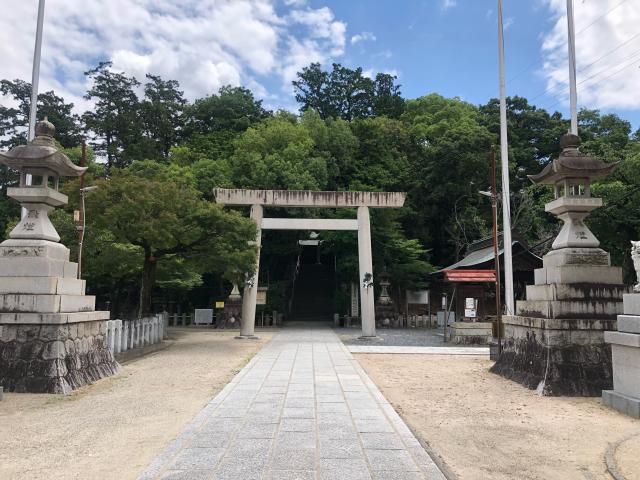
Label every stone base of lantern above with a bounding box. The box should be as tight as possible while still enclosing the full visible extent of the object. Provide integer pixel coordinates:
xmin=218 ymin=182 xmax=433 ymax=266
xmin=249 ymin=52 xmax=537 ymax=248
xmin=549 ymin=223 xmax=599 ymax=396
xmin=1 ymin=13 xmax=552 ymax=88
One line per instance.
xmin=491 ymin=315 xmax=616 ymax=396
xmin=0 ymin=317 xmax=118 ymax=394
xmin=0 ymin=239 xmax=119 ymax=394
xmin=491 ymin=247 xmax=626 ymax=396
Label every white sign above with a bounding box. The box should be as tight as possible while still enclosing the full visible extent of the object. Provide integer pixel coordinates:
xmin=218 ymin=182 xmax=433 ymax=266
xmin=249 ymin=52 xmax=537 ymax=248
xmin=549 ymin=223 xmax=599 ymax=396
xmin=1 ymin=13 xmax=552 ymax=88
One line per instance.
xmin=465 ymin=308 xmax=477 ymax=318
xmin=194 ymin=309 xmax=213 ymax=325
xmin=407 ymin=290 xmax=429 ymax=305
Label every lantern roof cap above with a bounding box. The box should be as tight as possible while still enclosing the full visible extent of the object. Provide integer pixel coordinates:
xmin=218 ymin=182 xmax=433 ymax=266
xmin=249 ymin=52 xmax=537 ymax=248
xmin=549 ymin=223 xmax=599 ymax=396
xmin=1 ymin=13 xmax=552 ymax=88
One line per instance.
xmin=0 ymin=118 xmax=86 ymax=177
xmin=528 ymin=133 xmax=618 ymax=185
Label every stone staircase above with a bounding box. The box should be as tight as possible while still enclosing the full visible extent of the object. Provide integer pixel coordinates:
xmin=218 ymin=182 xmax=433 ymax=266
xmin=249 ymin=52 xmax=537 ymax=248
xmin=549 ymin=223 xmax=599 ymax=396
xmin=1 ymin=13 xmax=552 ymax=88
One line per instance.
xmin=290 ymin=263 xmax=335 ymax=322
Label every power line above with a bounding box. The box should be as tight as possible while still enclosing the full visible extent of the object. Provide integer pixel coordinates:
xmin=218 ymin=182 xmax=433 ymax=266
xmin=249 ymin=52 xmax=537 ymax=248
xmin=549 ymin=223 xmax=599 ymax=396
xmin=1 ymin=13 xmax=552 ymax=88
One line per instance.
xmin=542 ymin=55 xmax=640 ymax=112
xmin=530 ymin=43 xmax=640 ymax=106
xmin=575 ymin=0 xmax=629 ymax=35
xmin=578 ymin=31 xmax=640 ymax=74
xmin=508 ymin=0 xmax=630 ymax=84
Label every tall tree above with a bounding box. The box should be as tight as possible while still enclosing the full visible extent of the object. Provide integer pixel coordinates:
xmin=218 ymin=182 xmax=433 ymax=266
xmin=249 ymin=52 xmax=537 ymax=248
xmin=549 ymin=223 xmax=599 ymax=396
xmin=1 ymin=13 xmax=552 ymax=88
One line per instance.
xmin=140 ymin=74 xmax=186 ymax=159
xmin=478 ymin=96 xmax=567 ymax=190
xmin=372 ymin=73 xmax=405 ymax=118
xmin=82 ymin=62 xmax=142 ymax=171
xmin=184 ymin=85 xmax=269 ymax=136
xmin=293 ymin=63 xmax=404 ymax=121
xmin=0 ymin=79 xmax=81 ymax=148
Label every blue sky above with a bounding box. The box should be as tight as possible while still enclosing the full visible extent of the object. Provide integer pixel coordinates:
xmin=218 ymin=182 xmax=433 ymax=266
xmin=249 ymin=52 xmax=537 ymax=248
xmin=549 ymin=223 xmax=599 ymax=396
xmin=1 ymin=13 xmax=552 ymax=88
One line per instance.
xmin=1 ymin=0 xmax=639 ymax=130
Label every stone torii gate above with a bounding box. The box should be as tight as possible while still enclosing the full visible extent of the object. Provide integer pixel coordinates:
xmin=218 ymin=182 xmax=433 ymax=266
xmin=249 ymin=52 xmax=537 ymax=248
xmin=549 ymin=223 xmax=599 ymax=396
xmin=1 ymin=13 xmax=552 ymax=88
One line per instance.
xmin=214 ymin=188 xmax=406 ymax=338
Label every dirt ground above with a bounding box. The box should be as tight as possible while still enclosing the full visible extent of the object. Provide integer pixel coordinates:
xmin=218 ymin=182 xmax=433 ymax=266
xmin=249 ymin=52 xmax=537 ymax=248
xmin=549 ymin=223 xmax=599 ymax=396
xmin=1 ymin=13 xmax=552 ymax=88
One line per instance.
xmin=356 ymin=354 xmax=640 ymax=480
xmin=0 ymin=328 xmax=272 ymax=480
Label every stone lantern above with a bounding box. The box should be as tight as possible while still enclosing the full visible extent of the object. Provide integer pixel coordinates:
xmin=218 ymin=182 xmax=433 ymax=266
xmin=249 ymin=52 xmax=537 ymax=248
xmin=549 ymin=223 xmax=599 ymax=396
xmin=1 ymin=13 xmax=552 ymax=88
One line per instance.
xmin=0 ymin=119 xmax=119 ymax=394
xmin=491 ymin=133 xmax=626 ymax=396
xmin=376 ymin=270 xmax=395 ymax=327
xmin=1 ymin=118 xmax=85 ymax=244
xmin=529 ymin=133 xmax=617 ymax=253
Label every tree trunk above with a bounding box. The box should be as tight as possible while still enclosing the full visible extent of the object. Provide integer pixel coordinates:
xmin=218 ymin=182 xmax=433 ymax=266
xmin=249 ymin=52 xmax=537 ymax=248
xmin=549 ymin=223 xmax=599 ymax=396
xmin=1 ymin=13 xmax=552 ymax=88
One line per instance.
xmin=138 ymin=252 xmax=157 ymax=318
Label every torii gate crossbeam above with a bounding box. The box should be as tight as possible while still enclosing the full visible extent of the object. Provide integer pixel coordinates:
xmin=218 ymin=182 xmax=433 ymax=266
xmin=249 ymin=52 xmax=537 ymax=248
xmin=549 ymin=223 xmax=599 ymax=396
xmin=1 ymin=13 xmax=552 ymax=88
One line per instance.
xmin=214 ymin=188 xmax=406 ymax=338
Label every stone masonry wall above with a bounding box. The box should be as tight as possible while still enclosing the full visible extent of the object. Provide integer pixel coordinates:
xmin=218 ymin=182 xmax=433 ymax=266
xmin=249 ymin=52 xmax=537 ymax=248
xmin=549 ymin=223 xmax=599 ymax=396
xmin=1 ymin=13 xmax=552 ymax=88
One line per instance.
xmin=0 ymin=320 xmax=119 ymax=394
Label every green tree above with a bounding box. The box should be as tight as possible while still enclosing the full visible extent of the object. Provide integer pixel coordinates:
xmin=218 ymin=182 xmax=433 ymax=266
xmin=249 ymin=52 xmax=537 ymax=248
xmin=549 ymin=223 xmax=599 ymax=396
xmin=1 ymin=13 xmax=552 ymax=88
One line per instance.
xmin=0 ymin=79 xmax=82 ymax=148
xmin=293 ymin=63 xmax=404 ymax=121
xmin=478 ymin=96 xmax=567 ymax=190
xmin=403 ymin=94 xmax=495 ymax=264
xmin=82 ymin=62 xmax=142 ymax=171
xmin=228 ymin=112 xmax=328 ymax=190
xmin=85 ymin=170 xmax=257 ymax=317
xmin=140 ymin=74 xmax=186 ymax=160
xmin=184 ymin=85 xmax=269 ymax=136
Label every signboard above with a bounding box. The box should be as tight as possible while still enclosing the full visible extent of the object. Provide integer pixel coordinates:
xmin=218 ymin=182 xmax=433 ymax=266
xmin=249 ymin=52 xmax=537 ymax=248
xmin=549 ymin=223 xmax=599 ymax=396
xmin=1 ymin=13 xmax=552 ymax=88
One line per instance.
xmin=464 ymin=309 xmax=477 ymax=318
xmin=407 ymin=290 xmax=429 ymax=305
xmin=256 ymin=287 xmax=267 ymax=305
xmin=350 ymin=282 xmax=359 ymax=317
xmin=215 ymin=301 xmax=225 ymax=309
xmin=194 ymin=309 xmax=213 ymax=325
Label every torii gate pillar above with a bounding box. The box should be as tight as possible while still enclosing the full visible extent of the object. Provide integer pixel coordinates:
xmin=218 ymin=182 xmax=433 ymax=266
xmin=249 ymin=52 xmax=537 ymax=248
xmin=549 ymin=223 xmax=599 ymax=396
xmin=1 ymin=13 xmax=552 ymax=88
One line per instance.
xmin=238 ymin=204 xmax=263 ymax=339
xmin=357 ymin=206 xmax=375 ymax=337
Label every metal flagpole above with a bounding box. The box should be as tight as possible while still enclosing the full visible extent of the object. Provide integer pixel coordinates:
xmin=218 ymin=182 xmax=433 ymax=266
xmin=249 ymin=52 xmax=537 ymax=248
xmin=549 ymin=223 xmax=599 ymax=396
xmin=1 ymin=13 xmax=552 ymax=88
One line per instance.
xmin=566 ymin=0 xmax=578 ymax=135
xmin=23 ymin=0 xmax=46 ymax=219
xmin=29 ymin=0 xmax=46 ymax=141
xmin=497 ymin=0 xmax=515 ymax=315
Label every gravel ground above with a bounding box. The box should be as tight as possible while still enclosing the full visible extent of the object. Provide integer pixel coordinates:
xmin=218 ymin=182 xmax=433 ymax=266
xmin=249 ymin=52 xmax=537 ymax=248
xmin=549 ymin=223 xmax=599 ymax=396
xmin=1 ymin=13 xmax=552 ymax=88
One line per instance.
xmin=357 ymin=353 xmax=640 ymax=480
xmin=0 ymin=328 xmax=272 ymax=480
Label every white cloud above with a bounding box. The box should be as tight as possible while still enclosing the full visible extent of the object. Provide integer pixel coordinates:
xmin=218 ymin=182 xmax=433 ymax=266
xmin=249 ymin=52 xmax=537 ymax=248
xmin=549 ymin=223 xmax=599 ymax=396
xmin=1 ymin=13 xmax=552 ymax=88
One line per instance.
xmin=351 ymin=32 xmax=377 ymax=45
xmin=504 ymin=17 xmax=514 ymax=30
xmin=0 ymin=0 xmax=348 ymax=113
xmin=441 ymin=0 xmax=457 ymax=11
xmin=540 ymin=0 xmax=640 ymax=110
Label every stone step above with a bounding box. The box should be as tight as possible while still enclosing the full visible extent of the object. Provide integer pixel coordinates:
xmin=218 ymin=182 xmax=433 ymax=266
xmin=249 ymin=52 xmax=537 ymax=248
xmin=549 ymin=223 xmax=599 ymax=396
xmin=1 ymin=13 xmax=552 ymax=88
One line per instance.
xmin=0 ymin=293 xmax=95 ymax=313
xmin=0 ymin=257 xmax=78 ymax=278
xmin=624 ymin=294 xmax=640 ymax=316
xmin=617 ymin=315 xmax=640 ymax=334
xmin=516 ymin=299 xmax=622 ymax=319
xmin=542 ymin=247 xmax=610 ymax=268
xmin=0 ymin=277 xmax=85 ymax=295
xmin=605 ymin=330 xmax=640 ymax=348
xmin=0 ymin=239 xmax=70 ymax=261
xmin=0 ymin=310 xmax=110 ymax=325
xmin=526 ymin=283 xmax=628 ymax=301
xmin=534 ymin=265 xmax=623 ymax=285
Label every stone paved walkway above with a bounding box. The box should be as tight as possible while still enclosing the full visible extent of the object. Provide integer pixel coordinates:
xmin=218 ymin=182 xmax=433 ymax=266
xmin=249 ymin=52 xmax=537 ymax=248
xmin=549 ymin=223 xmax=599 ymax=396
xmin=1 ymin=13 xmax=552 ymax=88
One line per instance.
xmin=138 ymin=326 xmax=446 ymax=480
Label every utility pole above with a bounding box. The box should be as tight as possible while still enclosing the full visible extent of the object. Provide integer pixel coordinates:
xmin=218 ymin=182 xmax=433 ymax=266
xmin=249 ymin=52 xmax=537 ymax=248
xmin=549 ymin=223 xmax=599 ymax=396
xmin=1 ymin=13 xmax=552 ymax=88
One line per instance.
xmin=497 ymin=0 xmax=515 ymax=315
xmin=566 ymin=0 xmax=578 ymax=135
xmin=490 ymin=149 xmax=502 ymax=354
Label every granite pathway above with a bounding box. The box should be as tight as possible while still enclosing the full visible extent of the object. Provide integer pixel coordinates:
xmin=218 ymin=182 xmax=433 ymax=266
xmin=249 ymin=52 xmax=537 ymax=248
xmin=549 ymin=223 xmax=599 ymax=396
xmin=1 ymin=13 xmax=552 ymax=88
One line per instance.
xmin=138 ymin=326 xmax=446 ymax=480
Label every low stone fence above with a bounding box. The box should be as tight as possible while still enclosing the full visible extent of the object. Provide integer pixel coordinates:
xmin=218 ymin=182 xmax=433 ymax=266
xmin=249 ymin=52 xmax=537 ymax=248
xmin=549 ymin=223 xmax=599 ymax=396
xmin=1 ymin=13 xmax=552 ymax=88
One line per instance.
xmin=105 ymin=314 xmax=167 ymax=355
